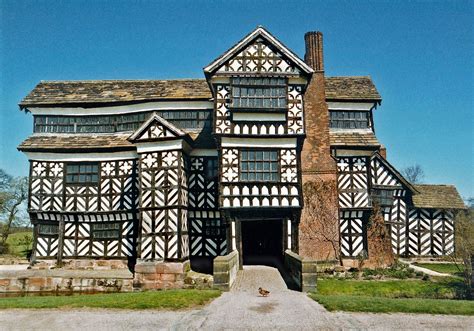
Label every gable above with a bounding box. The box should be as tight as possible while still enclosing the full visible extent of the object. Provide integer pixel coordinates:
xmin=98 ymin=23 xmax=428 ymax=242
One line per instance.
xmin=204 ymin=26 xmax=313 ymax=76
xmin=370 ymin=153 xmax=415 ymax=192
xmin=128 ymin=113 xmax=187 ymax=142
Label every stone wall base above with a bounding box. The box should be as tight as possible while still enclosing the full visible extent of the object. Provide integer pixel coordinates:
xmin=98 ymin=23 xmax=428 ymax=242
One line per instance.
xmin=0 ymin=269 xmax=133 ymax=293
xmin=133 ymin=260 xmax=190 ymax=290
xmin=30 ymin=259 xmax=130 ymax=271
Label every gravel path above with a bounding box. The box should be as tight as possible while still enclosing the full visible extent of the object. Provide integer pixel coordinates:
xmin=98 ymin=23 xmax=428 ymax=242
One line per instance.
xmin=1 ymin=265 xmax=473 ymax=330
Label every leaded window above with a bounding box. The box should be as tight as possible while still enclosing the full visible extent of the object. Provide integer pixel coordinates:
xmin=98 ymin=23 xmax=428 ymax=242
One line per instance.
xmin=91 ymin=223 xmax=120 ymax=240
xmin=205 ymin=158 xmax=218 ymax=181
xmin=371 ymin=188 xmax=394 ymax=207
xmin=204 ymin=219 xmax=222 ymax=236
xmin=33 ymin=110 xmax=212 ymax=134
xmin=330 ymin=111 xmax=370 ymax=129
xmin=38 ymin=224 xmax=59 ymax=235
xmin=231 ymin=77 xmax=287 ymax=110
xmin=65 ymin=163 xmax=99 ymax=185
xmin=240 ymin=150 xmax=279 ymax=181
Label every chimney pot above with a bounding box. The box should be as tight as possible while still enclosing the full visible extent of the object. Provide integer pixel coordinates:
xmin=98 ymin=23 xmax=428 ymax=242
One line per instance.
xmin=304 ymin=31 xmax=324 ymax=71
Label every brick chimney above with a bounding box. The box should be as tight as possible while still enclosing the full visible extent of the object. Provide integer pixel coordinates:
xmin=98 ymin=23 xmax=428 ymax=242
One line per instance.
xmin=301 ymin=31 xmax=336 ymax=177
xmin=304 ymin=31 xmax=324 ymax=71
xmin=298 ymin=31 xmax=338 ymax=261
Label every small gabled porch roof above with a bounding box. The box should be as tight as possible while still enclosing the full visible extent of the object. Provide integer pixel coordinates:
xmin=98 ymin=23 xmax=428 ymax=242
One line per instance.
xmin=128 ymin=112 xmax=193 ymax=145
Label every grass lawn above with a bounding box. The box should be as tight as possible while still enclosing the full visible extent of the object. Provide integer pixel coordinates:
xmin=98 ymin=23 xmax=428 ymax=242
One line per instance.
xmin=5 ymin=231 xmax=33 ymax=257
xmin=0 ymin=289 xmax=221 ymax=309
xmin=311 ymin=294 xmax=474 ymax=315
xmin=311 ymin=278 xmax=473 ymax=315
xmin=413 ymin=262 xmax=464 ymax=276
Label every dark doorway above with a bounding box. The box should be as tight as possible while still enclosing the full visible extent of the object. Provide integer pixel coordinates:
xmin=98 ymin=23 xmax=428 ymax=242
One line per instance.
xmin=241 ymin=219 xmax=283 ymax=267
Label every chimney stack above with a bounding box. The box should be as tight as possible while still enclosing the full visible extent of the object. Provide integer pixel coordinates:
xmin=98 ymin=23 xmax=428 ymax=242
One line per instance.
xmin=304 ymin=31 xmax=324 ymax=71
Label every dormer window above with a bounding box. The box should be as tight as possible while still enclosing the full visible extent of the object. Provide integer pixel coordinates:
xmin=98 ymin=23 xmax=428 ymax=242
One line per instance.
xmin=330 ymin=111 xmax=370 ymax=129
xmin=231 ymin=77 xmax=287 ymax=111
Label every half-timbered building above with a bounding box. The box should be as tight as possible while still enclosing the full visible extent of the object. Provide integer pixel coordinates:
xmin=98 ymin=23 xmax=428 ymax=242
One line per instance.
xmin=18 ymin=27 xmax=465 ymax=269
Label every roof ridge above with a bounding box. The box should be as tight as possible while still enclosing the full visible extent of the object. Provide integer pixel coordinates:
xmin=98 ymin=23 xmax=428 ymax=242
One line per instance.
xmin=326 ymin=75 xmax=372 ymax=79
xmin=39 ymin=78 xmax=206 ymax=83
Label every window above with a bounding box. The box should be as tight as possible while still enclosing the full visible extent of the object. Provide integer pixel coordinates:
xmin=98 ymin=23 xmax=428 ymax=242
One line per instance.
xmin=371 ymin=188 xmax=394 ymax=207
xmin=91 ymin=223 xmax=120 ymax=240
xmin=65 ymin=163 xmax=99 ymax=185
xmin=205 ymin=158 xmax=218 ymax=181
xmin=33 ymin=111 xmax=212 ymax=134
xmin=38 ymin=224 xmax=59 ymax=235
xmin=330 ymin=111 xmax=370 ymax=129
xmin=231 ymin=77 xmax=287 ymax=110
xmin=240 ymin=150 xmax=279 ymax=181
xmin=204 ymin=219 xmax=222 ymax=236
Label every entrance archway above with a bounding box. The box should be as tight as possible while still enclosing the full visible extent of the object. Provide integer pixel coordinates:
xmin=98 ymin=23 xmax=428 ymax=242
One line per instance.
xmin=241 ymin=219 xmax=283 ymax=267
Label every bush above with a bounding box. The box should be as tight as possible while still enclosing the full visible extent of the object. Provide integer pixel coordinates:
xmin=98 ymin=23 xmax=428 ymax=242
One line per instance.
xmin=0 ymin=242 xmax=9 ymax=254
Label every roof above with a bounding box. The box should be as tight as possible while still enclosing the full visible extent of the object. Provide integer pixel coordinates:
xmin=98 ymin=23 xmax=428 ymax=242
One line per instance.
xmin=20 ymin=77 xmax=381 ymax=108
xmin=17 ymin=134 xmax=135 ymax=152
xmin=412 ymin=184 xmax=466 ymax=210
xmin=325 ymin=76 xmax=381 ymax=101
xmin=19 ymin=79 xmax=211 ymax=108
xmin=329 ymin=131 xmax=381 ymax=147
xmin=128 ymin=113 xmax=188 ymax=142
xmin=370 ymin=152 xmax=417 ymax=193
xmin=203 ymin=26 xmax=314 ymax=75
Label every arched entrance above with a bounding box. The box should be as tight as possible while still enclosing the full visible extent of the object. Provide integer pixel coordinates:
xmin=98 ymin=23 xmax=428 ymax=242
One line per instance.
xmin=241 ymin=219 xmax=284 ymax=267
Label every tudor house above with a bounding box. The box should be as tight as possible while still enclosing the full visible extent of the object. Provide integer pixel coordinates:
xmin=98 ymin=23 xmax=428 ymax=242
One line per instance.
xmin=18 ymin=27 xmax=465 ymax=268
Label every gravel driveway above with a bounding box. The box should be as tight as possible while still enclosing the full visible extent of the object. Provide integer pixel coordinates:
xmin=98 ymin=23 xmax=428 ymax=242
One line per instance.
xmin=0 ymin=265 xmax=473 ymax=330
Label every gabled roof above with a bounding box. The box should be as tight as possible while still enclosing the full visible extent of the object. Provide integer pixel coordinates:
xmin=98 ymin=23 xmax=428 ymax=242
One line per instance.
xmin=203 ymin=26 xmax=314 ymax=75
xmin=128 ymin=113 xmax=189 ymax=143
xmin=326 ymin=76 xmax=381 ymax=102
xmin=370 ymin=152 xmax=417 ymax=193
xmin=412 ymin=184 xmax=466 ymax=210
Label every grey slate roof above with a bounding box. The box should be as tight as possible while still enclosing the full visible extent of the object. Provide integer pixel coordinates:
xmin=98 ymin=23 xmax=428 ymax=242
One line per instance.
xmin=19 ymin=77 xmax=381 ymax=108
xmin=17 ymin=133 xmax=135 ymax=152
xmin=329 ymin=131 xmax=381 ymax=147
xmin=325 ymin=76 xmax=381 ymax=101
xmin=19 ymin=79 xmax=212 ymax=108
xmin=412 ymin=184 xmax=466 ymax=210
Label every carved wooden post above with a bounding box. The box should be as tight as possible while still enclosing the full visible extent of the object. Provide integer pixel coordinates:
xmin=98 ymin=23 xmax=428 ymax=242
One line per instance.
xmin=56 ymin=214 xmax=65 ymax=267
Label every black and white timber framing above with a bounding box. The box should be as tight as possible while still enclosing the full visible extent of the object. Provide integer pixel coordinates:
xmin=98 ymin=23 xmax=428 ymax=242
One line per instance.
xmin=19 ymin=26 xmax=465 ymax=264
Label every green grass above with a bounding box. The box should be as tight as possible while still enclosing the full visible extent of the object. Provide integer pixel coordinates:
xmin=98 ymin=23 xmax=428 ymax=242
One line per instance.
xmin=5 ymin=231 xmax=33 ymax=257
xmin=413 ymin=262 xmax=464 ymax=276
xmin=0 ymin=289 xmax=221 ymax=309
xmin=310 ymin=278 xmax=473 ymax=315
xmin=311 ymin=294 xmax=474 ymax=315
xmin=316 ymin=278 xmax=466 ymax=299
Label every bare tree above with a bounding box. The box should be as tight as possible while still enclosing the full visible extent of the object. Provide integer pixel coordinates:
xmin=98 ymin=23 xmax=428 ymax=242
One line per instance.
xmin=299 ymin=179 xmax=341 ymax=264
xmin=450 ymin=201 xmax=474 ymax=299
xmin=0 ymin=175 xmax=29 ymax=253
xmin=401 ymin=164 xmax=425 ymax=183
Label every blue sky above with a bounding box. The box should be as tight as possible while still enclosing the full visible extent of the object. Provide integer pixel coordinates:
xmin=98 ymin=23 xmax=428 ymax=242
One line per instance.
xmin=0 ymin=0 xmax=472 ymax=198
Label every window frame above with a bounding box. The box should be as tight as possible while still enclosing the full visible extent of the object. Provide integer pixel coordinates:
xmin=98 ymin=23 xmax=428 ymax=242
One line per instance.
xmin=329 ymin=110 xmax=371 ymax=130
xmin=91 ymin=222 xmax=121 ymax=240
xmin=230 ymin=77 xmax=288 ymax=112
xmin=38 ymin=224 xmax=59 ymax=235
xmin=65 ymin=162 xmax=100 ymax=186
xmin=239 ymin=149 xmax=280 ymax=182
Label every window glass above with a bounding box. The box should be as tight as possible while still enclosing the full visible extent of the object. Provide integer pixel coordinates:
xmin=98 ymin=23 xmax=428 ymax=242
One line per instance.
xmin=239 ymin=150 xmax=279 ymax=182
xmin=231 ymin=77 xmax=287 ymax=110
xmin=329 ymin=111 xmax=370 ymax=129
xmin=34 ymin=110 xmax=212 ymax=133
xmin=66 ymin=162 xmax=99 ymax=185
